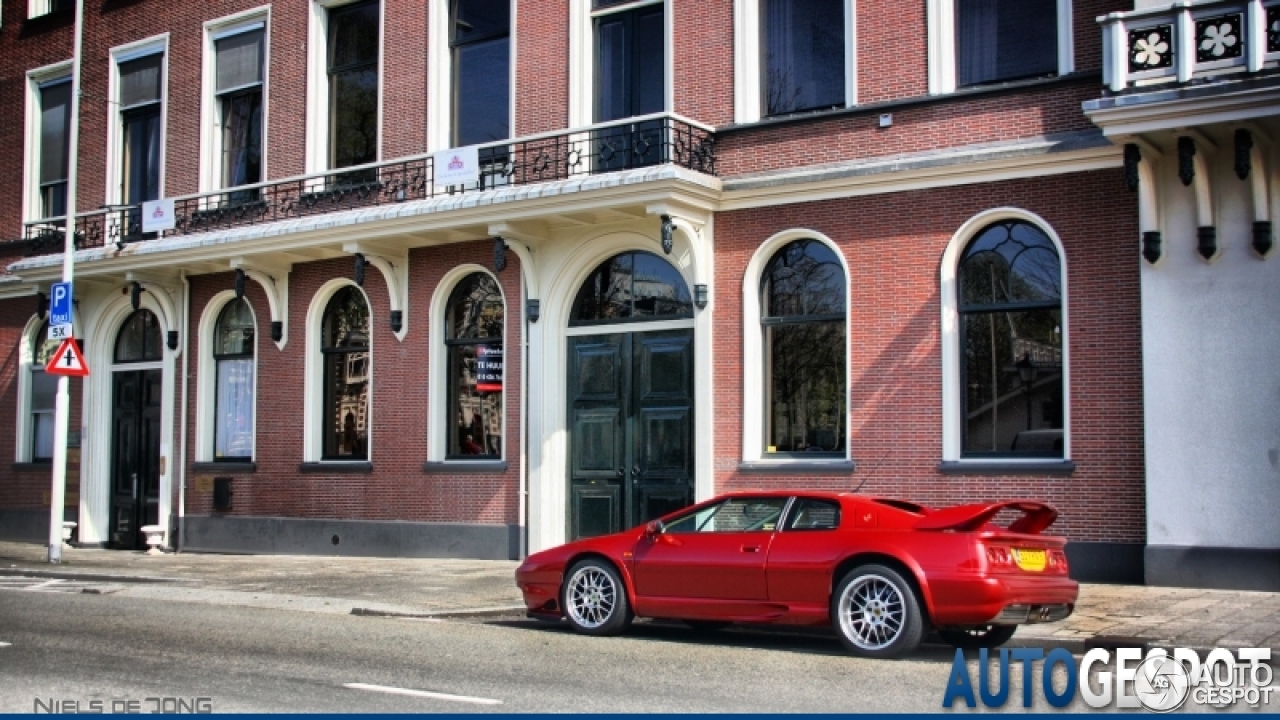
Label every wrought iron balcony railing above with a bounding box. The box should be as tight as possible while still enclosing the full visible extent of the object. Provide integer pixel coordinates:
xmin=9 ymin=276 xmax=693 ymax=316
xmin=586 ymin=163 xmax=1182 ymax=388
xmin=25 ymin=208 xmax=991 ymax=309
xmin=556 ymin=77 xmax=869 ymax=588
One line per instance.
xmin=1100 ymin=0 xmax=1280 ymax=92
xmin=13 ymin=113 xmax=715 ymax=258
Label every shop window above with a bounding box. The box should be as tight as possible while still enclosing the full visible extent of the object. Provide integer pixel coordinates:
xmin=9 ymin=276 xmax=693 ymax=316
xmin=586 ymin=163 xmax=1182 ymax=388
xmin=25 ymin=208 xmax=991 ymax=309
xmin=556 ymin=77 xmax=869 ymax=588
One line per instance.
xmin=445 ymin=273 xmax=504 ymax=459
xmin=213 ymin=299 xmax=256 ymax=460
xmin=760 ymin=239 xmax=846 ymax=455
xmin=321 ymin=286 xmax=370 ymax=460
xmin=957 ymin=220 xmax=1064 ymax=457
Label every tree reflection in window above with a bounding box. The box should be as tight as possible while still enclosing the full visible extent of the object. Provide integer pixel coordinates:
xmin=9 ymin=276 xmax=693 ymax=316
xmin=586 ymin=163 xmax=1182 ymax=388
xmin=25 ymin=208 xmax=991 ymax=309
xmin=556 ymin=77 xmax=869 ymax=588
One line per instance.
xmin=959 ymin=220 xmax=1064 ymax=456
xmin=321 ymin=286 xmax=370 ymax=460
xmin=761 ymin=239 xmax=846 ymax=455
xmin=446 ymin=273 xmax=504 ymax=459
xmin=570 ymin=251 xmax=692 ymax=325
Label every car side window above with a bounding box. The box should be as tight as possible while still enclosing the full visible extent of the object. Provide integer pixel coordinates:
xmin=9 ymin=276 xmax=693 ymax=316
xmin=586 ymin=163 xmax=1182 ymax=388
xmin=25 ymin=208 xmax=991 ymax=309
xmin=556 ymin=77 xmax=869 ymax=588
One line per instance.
xmin=663 ymin=498 xmax=789 ymax=534
xmin=784 ymin=498 xmax=841 ymax=531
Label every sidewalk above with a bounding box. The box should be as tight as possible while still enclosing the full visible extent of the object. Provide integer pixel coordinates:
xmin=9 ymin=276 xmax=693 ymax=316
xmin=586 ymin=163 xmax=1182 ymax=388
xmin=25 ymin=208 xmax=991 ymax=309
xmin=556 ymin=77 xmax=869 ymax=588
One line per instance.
xmin=2 ymin=540 xmax=1277 ymax=661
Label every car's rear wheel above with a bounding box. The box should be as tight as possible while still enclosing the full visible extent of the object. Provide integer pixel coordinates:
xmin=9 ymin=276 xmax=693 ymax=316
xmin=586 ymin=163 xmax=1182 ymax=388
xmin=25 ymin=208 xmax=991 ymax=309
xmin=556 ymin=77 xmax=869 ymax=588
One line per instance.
xmin=831 ymin=564 xmax=924 ymax=659
xmin=561 ymin=559 xmax=633 ymax=636
xmin=939 ymin=624 xmax=1017 ymax=649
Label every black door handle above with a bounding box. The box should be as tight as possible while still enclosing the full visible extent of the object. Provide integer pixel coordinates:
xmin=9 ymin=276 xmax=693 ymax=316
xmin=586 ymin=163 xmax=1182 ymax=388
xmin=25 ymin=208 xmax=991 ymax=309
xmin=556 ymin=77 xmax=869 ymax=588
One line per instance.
xmin=632 ymin=465 xmax=640 ymax=476
xmin=616 ymin=468 xmax=625 ymax=478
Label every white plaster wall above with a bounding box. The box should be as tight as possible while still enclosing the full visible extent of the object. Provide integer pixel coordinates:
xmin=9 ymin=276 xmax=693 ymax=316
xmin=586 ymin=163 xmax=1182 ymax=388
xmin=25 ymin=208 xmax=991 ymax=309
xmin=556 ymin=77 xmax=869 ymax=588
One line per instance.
xmin=1143 ymin=144 xmax=1280 ymax=549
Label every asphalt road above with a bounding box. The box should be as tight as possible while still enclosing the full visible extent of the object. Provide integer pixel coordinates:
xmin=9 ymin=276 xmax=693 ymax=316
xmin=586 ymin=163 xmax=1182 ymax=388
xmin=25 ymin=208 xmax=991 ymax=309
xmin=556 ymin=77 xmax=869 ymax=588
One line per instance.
xmin=3 ymin=591 xmax=1272 ymax=713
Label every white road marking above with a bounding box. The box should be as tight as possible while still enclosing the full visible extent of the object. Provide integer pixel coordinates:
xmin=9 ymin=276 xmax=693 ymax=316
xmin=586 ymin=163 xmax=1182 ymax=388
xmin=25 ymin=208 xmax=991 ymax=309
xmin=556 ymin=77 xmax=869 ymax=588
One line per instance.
xmin=0 ymin=642 xmax=11 ymax=647
xmin=342 ymin=683 xmax=502 ymax=705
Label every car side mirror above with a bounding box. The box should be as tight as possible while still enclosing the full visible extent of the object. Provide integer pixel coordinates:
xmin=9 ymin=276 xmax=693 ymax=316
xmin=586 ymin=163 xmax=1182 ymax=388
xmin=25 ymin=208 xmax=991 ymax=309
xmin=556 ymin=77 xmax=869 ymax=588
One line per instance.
xmin=644 ymin=520 xmax=664 ymax=540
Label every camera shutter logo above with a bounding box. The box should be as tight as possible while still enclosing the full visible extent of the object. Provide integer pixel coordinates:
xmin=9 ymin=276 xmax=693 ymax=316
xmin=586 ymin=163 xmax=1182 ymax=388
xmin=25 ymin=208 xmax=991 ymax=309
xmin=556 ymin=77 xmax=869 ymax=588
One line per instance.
xmin=1135 ymin=654 xmax=1191 ymax=712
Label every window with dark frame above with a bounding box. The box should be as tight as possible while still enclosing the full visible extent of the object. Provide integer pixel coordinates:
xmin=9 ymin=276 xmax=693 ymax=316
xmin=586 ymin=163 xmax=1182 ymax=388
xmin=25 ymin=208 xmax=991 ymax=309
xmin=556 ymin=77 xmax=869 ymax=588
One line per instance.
xmin=451 ymin=0 xmax=509 ymax=148
xmin=30 ymin=321 xmax=61 ymax=461
xmin=114 ymin=310 xmax=162 ymax=363
xmin=213 ymin=299 xmax=255 ymax=461
xmin=569 ymin=251 xmax=692 ymax=326
xmin=119 ymin=54 xmax=163 ymax=208
xmin=956 ymin=0 xmax=1058 ymax=87
xmin=328 ymin=1 xmax=380 ymax=175
xmin=761 ymin=239 xmax=846 ymax=456
xmin=594 ymin=1 xmax=664 ymax=123
xmin=37 ymin=78 xmax=71 ymax=222
xmin=321 ymin=287 xmax=371 ymax=461
xmin=958 ymin=220 xmax=1064 ymax=457
xmin=215 ymin=27 xmax=264 ymax=204
xmin=761 ymin=0 xmax=844 ymax=116
xmin=445 ymin=273 xmax=504 ymax=459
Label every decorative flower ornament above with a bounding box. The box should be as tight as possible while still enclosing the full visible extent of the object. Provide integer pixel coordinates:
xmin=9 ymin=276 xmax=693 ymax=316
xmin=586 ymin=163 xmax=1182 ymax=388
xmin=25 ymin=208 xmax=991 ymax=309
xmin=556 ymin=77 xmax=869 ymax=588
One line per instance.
xmin=1133 ymin=32 xmax=1169 ymax=66
xmin=1200 ymin=23 xmax=1237 ymax=57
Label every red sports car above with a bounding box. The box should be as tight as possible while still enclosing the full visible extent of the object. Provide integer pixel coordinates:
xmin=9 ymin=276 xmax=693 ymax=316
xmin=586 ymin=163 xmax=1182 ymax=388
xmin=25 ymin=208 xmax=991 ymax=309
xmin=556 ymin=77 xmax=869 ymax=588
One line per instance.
xmin=515 ymin=491 xmax=1077 ymax=658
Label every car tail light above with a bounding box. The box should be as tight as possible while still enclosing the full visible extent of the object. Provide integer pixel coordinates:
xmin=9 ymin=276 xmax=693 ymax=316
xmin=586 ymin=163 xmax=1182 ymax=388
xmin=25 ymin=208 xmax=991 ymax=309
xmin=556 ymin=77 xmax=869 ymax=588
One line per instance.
xmin=985 ymin=545 xmax=1015 ymax=570
xmin=1047 ymin=549 xmax=1068 ymax=574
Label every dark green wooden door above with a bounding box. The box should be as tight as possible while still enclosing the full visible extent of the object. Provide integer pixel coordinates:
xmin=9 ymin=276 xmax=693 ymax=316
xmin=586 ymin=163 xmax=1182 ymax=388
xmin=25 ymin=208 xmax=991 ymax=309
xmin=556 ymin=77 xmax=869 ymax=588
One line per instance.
xmin=568 ymin=329 xmax=694 ymax=539
xmin=109 ymin=369 xmax=162 ymax=550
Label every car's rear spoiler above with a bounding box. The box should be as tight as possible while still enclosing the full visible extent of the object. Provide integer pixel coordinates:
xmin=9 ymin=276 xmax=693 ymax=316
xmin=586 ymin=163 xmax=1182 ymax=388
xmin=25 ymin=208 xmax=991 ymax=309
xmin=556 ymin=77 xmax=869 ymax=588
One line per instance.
xmin=914 ymin=500 xmax=1058 ymax=534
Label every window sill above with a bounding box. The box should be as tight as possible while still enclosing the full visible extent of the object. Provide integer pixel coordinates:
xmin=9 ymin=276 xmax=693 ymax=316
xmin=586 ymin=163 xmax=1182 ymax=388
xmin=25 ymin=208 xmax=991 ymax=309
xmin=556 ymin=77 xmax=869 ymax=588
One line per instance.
xmin=298 ymin=461 xmax=373 ymax=474
xmin=12 ymin=462 xmax=53 ymax=473
xmin=937 ymin=460 xmax=1075 ymax=476
xmin=193 ymin=461 xmax=257 ymax=474
xmin=737 ymin=459 xmax=856 ymax=474
xmin=423 ymin=460 xmax=509 ymax=474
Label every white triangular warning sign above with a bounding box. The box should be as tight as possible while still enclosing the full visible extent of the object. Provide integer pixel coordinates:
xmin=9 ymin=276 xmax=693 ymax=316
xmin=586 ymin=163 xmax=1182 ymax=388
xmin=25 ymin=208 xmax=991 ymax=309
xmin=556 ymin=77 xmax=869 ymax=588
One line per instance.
xmin=45 ymin=338 xmax=90 ymax=377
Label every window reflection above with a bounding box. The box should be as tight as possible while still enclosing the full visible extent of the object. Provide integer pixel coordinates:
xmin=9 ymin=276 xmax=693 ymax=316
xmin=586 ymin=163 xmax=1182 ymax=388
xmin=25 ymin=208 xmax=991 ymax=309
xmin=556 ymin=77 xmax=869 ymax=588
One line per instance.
xmin=213 ymin=299 xmax=255 ymax=460
xmin=321 ymin=287 xmax=370 ymax=460
xmin=30 ymin=322 xmax=62 ymax=461
xmin=446 ymin=274 xmax=503 ymax=458
xmin=115 ymin=310 xmax=162 ymax=363
xmin=570 ymin=251 xmax=692 ymax=325
xmin=959 ymin=221 xmax=1064 ymax=456
xmin=761 ymin=239 xmax=846 ymax=454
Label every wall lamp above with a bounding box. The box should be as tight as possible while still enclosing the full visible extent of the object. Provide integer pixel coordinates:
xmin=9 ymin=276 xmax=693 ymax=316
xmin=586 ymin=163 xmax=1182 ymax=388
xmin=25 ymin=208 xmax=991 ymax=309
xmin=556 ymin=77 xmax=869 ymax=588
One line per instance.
xmin=129 ymin=281 xmax=144 ymax=311
xmin=660 ymin=215 xmax=673 ymax=254
xmin=527 ymin=299 xmax=541 ymax=323
xmin=353 ymin=253 xmax=366 ymax=286
xmin=234 ymin=269 xmax=246 ymax=300
xmin=390 ymin=310 xmax=403 ymax=334
xmin=694 ymin=284 xmax=708 ymax=309
xmin=493 ymin=237 xmax=507 ymax=272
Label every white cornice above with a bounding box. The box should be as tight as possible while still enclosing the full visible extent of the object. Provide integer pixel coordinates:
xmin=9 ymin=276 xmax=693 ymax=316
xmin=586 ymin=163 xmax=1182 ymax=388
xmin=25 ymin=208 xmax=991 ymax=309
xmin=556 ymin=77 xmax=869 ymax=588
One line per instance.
xmin=1083 ymin=80 xmax=1280 ymax=137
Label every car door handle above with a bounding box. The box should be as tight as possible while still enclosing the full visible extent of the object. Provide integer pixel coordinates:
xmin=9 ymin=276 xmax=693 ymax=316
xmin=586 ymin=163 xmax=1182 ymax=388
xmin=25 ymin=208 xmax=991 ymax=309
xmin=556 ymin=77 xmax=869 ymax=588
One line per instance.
xmin=740 ymin=545 xmax=760 ymax=553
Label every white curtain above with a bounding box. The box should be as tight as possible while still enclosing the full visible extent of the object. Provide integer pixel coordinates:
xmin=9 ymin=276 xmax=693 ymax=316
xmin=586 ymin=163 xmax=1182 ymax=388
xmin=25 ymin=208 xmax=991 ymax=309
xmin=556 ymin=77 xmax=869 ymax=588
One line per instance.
xmin=215 ymin=358 xmax=255 ymax=458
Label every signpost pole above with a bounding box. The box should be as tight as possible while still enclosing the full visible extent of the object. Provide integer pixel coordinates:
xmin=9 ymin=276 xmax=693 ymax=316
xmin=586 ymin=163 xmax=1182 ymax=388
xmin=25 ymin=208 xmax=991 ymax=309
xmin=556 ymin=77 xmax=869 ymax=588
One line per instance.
xmin=48 ymin=0 xmax=86 ymax=564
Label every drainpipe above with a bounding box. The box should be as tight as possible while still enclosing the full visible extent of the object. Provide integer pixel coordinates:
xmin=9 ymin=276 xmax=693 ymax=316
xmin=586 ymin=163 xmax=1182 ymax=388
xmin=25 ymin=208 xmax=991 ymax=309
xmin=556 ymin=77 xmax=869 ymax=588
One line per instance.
xmin=519 ymin=273 xmax=529 ymax=560
xmin=177 ymin=270 xmax=190 ymax=551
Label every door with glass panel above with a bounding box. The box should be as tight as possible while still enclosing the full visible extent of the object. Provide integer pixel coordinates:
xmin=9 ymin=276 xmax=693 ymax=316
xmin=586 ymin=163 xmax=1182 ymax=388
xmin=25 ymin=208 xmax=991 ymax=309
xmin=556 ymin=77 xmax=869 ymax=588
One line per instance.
xmin=109 ymin=311 xmax=164 ymax=550
xmin=566 ymin=251 xmax=695 ymax=540
xmin=593 ymin=0 xmax=665 ymax=170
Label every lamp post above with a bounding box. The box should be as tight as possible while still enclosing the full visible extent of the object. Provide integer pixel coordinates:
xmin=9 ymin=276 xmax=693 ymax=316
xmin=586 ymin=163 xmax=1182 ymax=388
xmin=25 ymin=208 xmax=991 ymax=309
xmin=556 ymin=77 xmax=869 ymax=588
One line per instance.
xmin=48 ymin=0 xmax=86 ymax=564
xmin=1016 ymin=353 xmax=1039 ymax=431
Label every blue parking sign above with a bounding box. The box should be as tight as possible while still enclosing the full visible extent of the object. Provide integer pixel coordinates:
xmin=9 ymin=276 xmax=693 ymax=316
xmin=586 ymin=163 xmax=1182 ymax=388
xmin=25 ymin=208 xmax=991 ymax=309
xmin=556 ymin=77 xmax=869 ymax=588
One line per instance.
xmin=49 ymin=282 xmax=74 ymax=326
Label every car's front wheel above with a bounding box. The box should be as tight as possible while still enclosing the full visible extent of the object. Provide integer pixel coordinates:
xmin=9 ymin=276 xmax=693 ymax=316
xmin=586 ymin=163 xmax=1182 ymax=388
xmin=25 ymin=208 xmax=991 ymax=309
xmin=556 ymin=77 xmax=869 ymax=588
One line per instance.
xmin=938 ymin=624 xmax=1017 ymax=649
xmin=831 ymin=564 xmax=924 ymax=659
xmin=561 ymin=559 xmax=633 ymax=636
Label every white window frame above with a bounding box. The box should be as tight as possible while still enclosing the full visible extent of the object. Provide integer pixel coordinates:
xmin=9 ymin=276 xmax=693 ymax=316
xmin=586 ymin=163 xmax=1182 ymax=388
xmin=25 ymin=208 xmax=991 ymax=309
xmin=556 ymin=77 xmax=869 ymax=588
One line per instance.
xmin=940 ymin=207 xmax=1071 ymax=463
xmin=199 ymin=8 xmax=271 ymax=194
xmin=104 ymin=36 xmax=169 ymax=207
xmin=27 ymin=0 xmax=69 ymax=19
xmin=195 ymin=291 xmax=259 ymax=463
xmin=303 ymin=279 xmax=374 ymax=463
xmin=927 ymin=0 xmax=1073 ymax=95
xmin=569 ymin=0 xmax=672 ymax=128
xmin=305 ymin=0 xmax=385 ymax=174
xmin=741 ymin=229 xmax=852 ymax=465
xmin=733 ymin=0 xmax=857 ymax=124
xmin=428 ymin=265 xmax=508 ymax=463
xmin=426 ymin=0 xmax=516 ymax=152
xmin=22 ymin=60 xmax=73 ymax=224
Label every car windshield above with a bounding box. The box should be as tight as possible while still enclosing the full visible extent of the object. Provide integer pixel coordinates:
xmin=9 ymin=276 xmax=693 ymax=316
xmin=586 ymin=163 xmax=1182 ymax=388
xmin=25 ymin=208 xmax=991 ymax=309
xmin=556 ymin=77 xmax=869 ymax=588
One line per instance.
xmin=664 ymin=497 xmax=789 ymax=533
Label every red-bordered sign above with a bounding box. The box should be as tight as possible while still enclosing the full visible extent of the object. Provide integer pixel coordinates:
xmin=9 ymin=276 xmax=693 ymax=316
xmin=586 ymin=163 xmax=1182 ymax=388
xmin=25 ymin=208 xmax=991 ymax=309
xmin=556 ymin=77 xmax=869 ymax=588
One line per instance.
xmin=44 ymin=338 xmax=90 ymax=377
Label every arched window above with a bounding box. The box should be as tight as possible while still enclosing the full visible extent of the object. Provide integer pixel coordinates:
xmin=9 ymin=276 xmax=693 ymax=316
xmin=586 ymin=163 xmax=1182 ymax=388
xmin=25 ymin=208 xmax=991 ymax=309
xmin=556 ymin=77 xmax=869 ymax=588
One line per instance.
xmin=115 ymin=310 xmax=162 ymax=363
xmin=958 ymin=220 xmax=1063 ymax=457
xmin=446 ymin=273 xmax=504 ymax=459
xmin=760 ymin=239 xmax=846 ymax=455
xmin=213 ymin=299 xmax=255 ymax=460
xmin=29 ymin=321 xmax=62 ymax=461
xmin=321 ymin=287 xmax=370 ymax=460
xmin=570 ymin=250 xmax=692 ymax=325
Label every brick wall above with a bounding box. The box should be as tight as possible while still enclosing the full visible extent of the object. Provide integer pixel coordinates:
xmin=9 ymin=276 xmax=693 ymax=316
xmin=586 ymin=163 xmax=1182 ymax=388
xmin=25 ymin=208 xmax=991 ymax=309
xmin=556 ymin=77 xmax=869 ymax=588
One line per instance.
xmin=182 ymin=240 xmax=523 ymax=525
xmin=712 ymin=168 xmax=1145 ymax=545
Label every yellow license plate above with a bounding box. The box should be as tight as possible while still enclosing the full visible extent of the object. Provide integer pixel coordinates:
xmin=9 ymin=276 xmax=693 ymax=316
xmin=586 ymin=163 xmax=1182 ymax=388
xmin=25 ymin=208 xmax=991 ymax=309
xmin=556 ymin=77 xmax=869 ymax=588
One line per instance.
xmin=1011 ymin=549 xmax=1046 ymax=572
